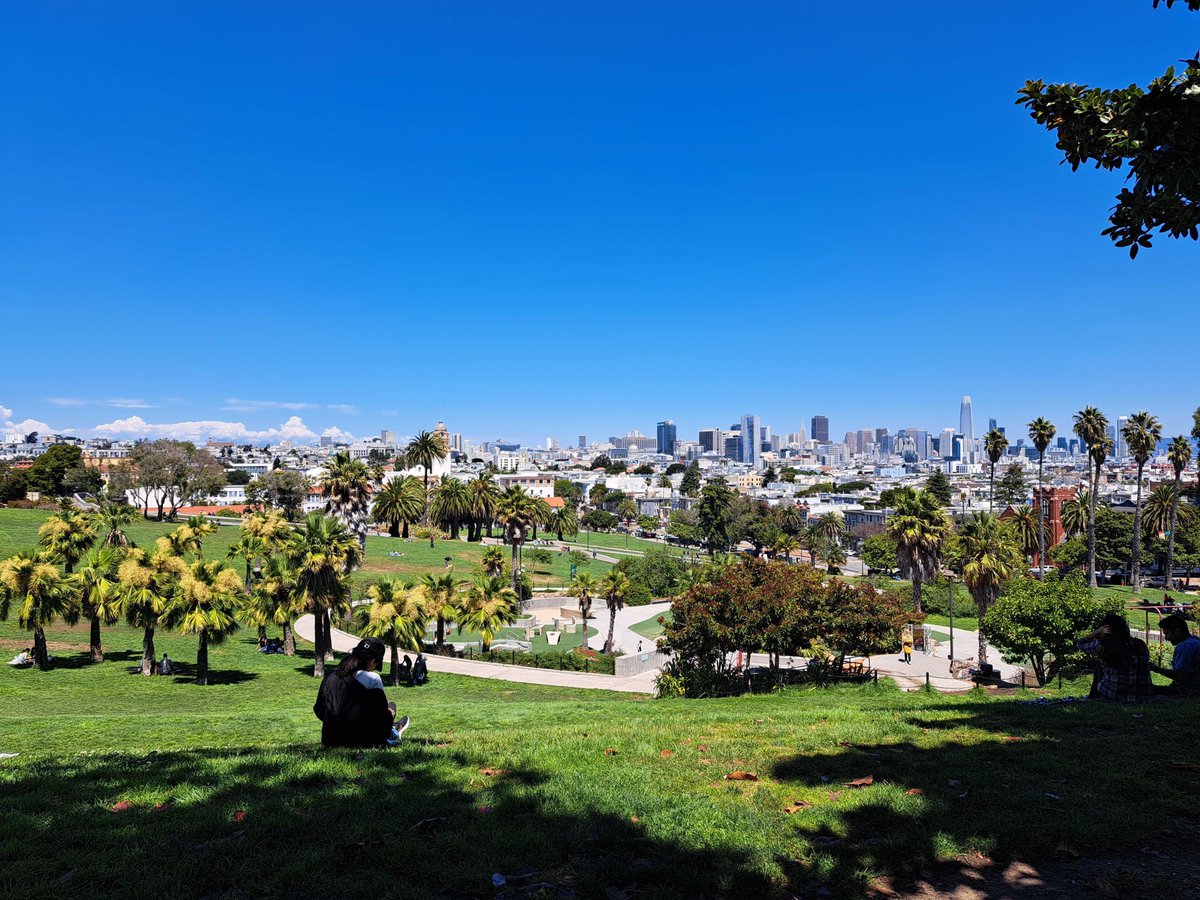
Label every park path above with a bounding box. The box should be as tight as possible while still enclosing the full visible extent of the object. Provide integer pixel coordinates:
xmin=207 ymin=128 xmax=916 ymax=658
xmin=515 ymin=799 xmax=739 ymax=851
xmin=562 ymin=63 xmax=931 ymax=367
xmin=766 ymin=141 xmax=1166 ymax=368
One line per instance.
xmin=293 ymin=614 xmax=657 ymax=694
xmin=583 ymin=602 xmax=670 ymax=655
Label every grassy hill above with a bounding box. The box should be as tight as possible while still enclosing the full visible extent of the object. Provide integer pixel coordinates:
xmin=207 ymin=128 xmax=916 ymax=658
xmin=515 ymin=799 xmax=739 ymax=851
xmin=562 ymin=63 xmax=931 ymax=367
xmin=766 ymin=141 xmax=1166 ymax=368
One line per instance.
xmin=3 ymin=617 xmax=1199 ymax=898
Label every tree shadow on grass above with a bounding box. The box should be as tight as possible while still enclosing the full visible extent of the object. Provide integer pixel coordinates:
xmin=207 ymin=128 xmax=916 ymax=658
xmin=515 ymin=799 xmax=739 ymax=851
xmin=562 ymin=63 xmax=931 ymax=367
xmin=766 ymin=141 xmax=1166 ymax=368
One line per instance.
xmin=0 ymin=742 xmax=781 ymax=900
xmin=51 ymin=649 xmax=139 ymax=670
xmin=165 ymin=661 xmax=259 ymax=686
xmin=770 ymin=695 xmax=1200 ymax=897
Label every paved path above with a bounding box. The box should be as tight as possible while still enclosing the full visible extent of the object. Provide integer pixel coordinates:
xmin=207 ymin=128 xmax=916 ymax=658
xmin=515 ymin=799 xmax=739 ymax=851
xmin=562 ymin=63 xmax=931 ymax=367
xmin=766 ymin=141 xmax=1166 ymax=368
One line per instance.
xmin=293 ymin=614 xmax=656 ymax=694
xmin=583 ymin=602 xmax=670 ymax=656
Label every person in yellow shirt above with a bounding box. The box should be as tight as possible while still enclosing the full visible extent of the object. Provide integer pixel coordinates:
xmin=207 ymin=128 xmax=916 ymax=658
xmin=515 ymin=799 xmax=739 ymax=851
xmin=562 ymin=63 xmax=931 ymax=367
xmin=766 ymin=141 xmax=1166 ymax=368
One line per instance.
xmin=901 ymin=625 xmax=914 ymax=664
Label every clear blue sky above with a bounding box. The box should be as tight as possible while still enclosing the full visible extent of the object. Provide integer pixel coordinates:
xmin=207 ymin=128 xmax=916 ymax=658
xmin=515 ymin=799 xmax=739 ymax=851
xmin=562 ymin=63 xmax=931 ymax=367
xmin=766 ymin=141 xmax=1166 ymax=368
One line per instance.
xmin=2 ymin=2 xmax=1197 ymax=446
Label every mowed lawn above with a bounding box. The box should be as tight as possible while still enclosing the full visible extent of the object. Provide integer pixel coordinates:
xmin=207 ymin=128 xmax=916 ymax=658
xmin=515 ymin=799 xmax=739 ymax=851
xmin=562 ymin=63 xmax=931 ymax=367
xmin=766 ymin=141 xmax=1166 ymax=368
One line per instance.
xmin=4 ymin=620 xmax=1200 ymax=898
xmin=0 ymin=508 xmax=609 ymax=588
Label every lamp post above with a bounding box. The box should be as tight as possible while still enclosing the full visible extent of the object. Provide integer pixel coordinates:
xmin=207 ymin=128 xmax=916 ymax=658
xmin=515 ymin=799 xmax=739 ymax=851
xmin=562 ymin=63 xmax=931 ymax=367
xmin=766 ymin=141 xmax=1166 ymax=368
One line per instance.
xmin=947 ymin=571 xmax=955 ymax=662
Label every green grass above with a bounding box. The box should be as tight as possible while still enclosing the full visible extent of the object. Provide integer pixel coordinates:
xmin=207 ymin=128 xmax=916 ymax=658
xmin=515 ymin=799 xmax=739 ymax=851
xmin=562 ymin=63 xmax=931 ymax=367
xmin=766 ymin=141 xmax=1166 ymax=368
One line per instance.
xmin=922 ymin=614 xmax=981 ymax=633
xmin=630 ymin=608 xmax=672 ymax=641
xmin=556 ymin=529 xmax=687 ymax=556
xmin=0 ymin=508 xmax=610 ymax=588
xmin=443 ymin=625 xmax=599 ymax=655
xmin=5 ymin=617 xmax=1200 ymax=898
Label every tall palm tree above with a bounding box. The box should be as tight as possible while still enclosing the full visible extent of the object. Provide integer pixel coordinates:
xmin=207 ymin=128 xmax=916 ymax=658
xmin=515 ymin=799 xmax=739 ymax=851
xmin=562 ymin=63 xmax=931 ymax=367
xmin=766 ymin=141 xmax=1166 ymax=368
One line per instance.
xmin=599 ymin=569 xmax=630 ymax=655
xmin=371 ymin=475 xmax=425 ymax=538
xmin=321 ymin=451 xmax=373 ymax=551
xmin=420 ymin=570 xmax=464 ymax=649
xmin=162 ymin=559 xmax=243 ymax=685
xmin=248 ymin=554 xmax=304 ymax=656
xmin=1027 ymin=417 xmax=1057 ymax=577
xmin=481 ymin=546 xmax=505 ymax=578
xmin=92 ymin=498 xmax=138 ymax=549
xmin=431 ymin=477 xmax=473 ymax=540
xmin=467 ymin=473 xmax=500 ymax=541
xmin=814 ymin=512 xmax=846 ymax=547
xmin=547 ymin=505 xmax=579 ymax=542
xmin=568 ymin=572 xmax=599 ymax=646
xmin=1166 ymin=434 xmax=1195 ymax=583
xmin=773 ymin=534 xmax=799 ymax=564
xmin=227 ymin=533 xmax=268 ymax=599
xmin=405 ymin=431 xmax=448 ymax=520
xmin=358 ymin=579 xmax=428 ymax=684
xmin=287 ymin=512 xmax=362 ymax=677
xmin=1061 ymin=490 xmax=1090 ymax=539
xmin=1006 ymin=505 xmax=1040 ymax=564
xmin=617 ymin=498 xmax=638 ymax=529
xmin=73 ymin=546 xmax=123 ymax=662
xmin=885 ymin=488 xmax=950 ymax=615
xmin=461 ymin=575 xmax=521 ymax=652
xmin=496 ymin=486 xmax=541 ymax=596
xmin=1073 ymin=406 xmax=1110 ymax=587
xmin=0 ymin=553 xmax=77 ymax=670
xmin=183 ymin=515 xmax=216 ymax=560
xmin=37 ymin=509 xmax=96 ymax=574
xmin=242 ymin=508 xmax=292 ymax=548
xmin=118 ymin=546 xmax=185 ymax=675
xmin=1122 ymin=411 xmax=1162 ymax=595
xmin=959 ymin=513 xmax=1023 ymax=664
xmin=984 ymin=428 xmax=1009 ymax=514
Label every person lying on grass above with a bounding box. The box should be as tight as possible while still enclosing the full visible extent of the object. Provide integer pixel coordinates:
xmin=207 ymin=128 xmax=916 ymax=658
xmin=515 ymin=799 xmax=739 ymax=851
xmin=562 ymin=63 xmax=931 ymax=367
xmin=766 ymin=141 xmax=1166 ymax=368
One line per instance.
xmin=1149 ymin=614 xmax=1200 ymax=697
xmin=313 ymin=637 xmax=411 ymax=748
xmin=1077 ymin=614 xmax=1152 ymax=703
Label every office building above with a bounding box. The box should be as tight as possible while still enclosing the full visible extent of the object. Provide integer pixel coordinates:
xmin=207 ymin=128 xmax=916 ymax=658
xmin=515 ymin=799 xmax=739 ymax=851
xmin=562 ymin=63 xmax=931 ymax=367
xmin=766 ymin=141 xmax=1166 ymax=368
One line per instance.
xmin=578 ymin=435 xmax=587 ymax=449
xmin=656 ymin=420 xmax=677 ymax=456
xmin=1116 ymin=416 xmax=1129 ymax=460
xmin=723 ymin=434 xmax=742 ymax=460
xmin=381 ymin=430 xmax=397 ymax=446
xmin=810 ymin=415 xmax=829 ymax=443
xmin=739 ymin=413 xmax=761 ymax=467
xmin=698 ymin=428 xmax=720 ymax=453
xmin=959 ymin=395 xmax=974 ymax=441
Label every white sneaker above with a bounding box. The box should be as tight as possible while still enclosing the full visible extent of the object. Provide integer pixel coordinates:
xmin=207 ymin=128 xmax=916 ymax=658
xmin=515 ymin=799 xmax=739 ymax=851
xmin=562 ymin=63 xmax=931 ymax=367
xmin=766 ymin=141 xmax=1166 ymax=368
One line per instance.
xmin=394 ymin=715 xmax=410 ymax=740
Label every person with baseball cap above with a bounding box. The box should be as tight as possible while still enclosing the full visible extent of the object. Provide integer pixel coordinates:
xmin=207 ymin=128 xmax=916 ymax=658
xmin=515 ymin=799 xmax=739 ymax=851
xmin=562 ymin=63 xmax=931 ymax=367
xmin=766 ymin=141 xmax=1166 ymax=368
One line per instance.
xmin=313 ymin=637 xmax=411 ymax=748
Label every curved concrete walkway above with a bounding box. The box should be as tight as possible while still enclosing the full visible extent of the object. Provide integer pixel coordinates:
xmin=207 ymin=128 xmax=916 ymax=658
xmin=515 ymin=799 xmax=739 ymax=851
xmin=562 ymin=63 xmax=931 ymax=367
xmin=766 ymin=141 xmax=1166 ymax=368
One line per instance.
xmin=582 ymin=602 xmax=671 ymax=655
xmin=293 ymin=614 xmax=656 ymax=694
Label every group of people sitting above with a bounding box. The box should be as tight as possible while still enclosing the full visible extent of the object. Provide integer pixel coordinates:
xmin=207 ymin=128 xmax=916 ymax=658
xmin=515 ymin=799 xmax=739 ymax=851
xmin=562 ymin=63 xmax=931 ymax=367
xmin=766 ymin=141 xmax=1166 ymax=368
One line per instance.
xmin=257 ymin=637 xmax=286 ymax=654
xmin=395 ymin=652 xmax=429 ymax=687
xmin=7 ymin=647 xmax=35 ymax=668
xmin=1077 ymin=613 xmax=1200 ymax=702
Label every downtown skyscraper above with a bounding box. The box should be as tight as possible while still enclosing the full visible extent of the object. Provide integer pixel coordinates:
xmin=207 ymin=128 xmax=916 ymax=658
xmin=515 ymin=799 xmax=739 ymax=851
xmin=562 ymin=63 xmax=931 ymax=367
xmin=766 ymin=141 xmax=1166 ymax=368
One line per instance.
xmin=810 ymin=415 xmax=829 ymax=443
xmin=740 ymin=413 xmax=761 ymax=468
xmin=959 ymin=395 xmax=974 ymax=441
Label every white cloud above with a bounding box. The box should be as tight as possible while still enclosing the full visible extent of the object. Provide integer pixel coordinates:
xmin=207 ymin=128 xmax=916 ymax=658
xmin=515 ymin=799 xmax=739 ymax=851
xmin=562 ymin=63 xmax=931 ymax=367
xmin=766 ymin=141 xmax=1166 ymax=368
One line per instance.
xmin=93 ymin=415 xmax=325 ymax=443
xmin=326 ymin=404 xmax=358 ymax=415
xmin=47 ymin=397 xmax=86 ymax=406
xmin=108 ymin=398 xmax=153 ymax=409
xmin=321 ymin=426 xmax=356 ymax=441
xmin=222 ymin=399 xmax=317 ymax=412
xmin=0 ymin=404 xmax=11 ymax=420
xmin=6 ymin=418 xmax=55 ymax=435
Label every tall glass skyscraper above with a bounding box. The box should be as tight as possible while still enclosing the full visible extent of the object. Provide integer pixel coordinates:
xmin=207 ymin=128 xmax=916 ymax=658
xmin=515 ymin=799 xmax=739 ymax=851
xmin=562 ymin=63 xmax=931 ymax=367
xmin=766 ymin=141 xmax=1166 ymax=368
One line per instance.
xmin=810 ymin=415 xmax=829 ymax=443
xmin=740 ymin=413 xmax=761 ymax=467
xmin=656 ymin=420 xmax=677 ymax=455
xmin=959 ymin=395 xmax=974 ymax=441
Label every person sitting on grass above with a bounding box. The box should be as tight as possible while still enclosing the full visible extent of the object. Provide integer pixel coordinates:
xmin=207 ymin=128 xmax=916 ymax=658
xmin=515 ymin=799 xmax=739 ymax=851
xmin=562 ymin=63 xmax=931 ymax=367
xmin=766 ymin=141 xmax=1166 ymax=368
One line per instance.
xmin=159 ymin=652 xmax=174 ymax=676
xmin=313 ymin=637 xmax=410 ymax=748
xmin=398 ymin=654 xmax=413 ymax=686
xmin=412 ymin=652 xmax=429 ymax=686
xmin=1077 ymin=614 xmax=1152 ymax=703
xmin=7 ymin=647 xmax=32 ymax=667
xmin=1149 ymin=614 xmax=1200 ymax=697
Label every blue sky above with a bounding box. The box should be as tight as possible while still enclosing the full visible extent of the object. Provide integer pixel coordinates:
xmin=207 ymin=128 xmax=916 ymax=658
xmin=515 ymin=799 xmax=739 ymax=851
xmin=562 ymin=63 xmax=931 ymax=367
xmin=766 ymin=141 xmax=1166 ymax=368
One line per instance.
xmin=2 ymin=1 xmax=1198 ymax=446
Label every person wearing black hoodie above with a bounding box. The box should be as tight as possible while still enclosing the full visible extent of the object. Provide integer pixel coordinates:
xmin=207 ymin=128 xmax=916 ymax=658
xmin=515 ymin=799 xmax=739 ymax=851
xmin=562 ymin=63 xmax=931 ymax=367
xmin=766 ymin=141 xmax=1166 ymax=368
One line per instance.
xmin=313 ymin=638 xmax=410 ymax=748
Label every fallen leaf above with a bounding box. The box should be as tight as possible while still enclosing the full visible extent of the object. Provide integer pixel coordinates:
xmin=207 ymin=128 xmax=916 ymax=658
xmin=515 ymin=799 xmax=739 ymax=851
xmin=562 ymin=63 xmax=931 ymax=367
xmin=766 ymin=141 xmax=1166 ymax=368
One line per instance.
xmin=699 ymin=758 xmax=712 ymax=765
xmin=1094 ymin=878 xmax=1120 ymax=898
xmin=904 ymin=788 xmax=924 ymax=796
xmin=660 ymin=749 xmax=673 ymax=758
xmin=629 ymin=815 xmax=640 ymax=823
xmin=435 ymin=742 xmax=452 ymax=749
xmin=479 ymin=768 xmax=506 ymax=777
xmin=110 ymin=800 xmax=133 ymax=813
xmin=827 ymin=791 xmax=843 ymax=801
xmin=604 ymin=748 xmax=618 ymax=756
xmin=837 ymin=741 xmax=853 ymax=748
xmin=232 ymin=810 xmax=248 ymax=823
xmin=1002 ymin=736 xmax=1023 ymax=742
xmin=697 ymin=744 xmax=708 ymax=752
xmin=682 ymin=738 xmax=692 ymax=744
xmin=477 ymin=805 xmax=494 ymax=815
xmin=843 ymin=775 xmax=874 ymax=788
xmin=153 ymin=801 xmax=174 ymax=812
xmin=783 ymin=800 xmax=812 ymax=814
xmin=724 ymin=771 xmax=758 ymax=781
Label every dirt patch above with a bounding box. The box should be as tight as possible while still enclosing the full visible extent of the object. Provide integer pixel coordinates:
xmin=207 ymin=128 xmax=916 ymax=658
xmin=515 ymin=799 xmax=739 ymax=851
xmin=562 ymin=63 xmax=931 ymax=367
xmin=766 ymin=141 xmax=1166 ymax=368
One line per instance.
xmin=0 ymin=639 xmax=88 ymax=652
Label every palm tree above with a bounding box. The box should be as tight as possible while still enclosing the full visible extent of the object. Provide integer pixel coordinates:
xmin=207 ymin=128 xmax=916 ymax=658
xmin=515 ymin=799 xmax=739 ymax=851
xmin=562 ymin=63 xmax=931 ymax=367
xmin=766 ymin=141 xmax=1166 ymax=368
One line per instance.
xmin=0 ymin=553 xmax=77 ymax=670
xmin=162 ymin=559 xmax=243 ymax=685
xmin=358 ymin=579 xmax=428 ymax=684
xmin=568 ymin=572 xmax=599 ymax=646
xmin=92 ymin=498 xmax=138 ymax=549
xmin=117 ymin=546 xmax=185 ymax=675
xmin=1073 ymin=406 xmax=1109 ymax=587
xmin=823 ymin=542 xmax=848 ymax=574
xmin=959 ymin=513 xmax=1023 ymax=664
xmin=885 ymin=488 xmax=950 ymax=615
xmin=461 ymin=575 xmax=521 ymax=652
xmin=773 ymin=534 xmax=799 ymax=564
xmin=371 ymin=475 xmax=425 ymax=538
xmin=1006 ymin=505 xmax=1040 ymax=564
xmin=467 ymin=473 xmax=500 ymax=541
xmin=37 ymin=509 xmax=96 ymax=574
xmin=599 ymin=569 xmax=630 ymax=655
xmin=984 ymin=428 xmax=1009 ymax=514
xmin=547 ymin=505 xmax=579 ymax=542
xmin=321 ymin=451 xmax=373 ymax=550
xmin=617 ymin=498 xmax=638 ymax=529
xmin=1166 ymin=435 xmax=1195 ymax=583
xmin=496 ymin=486 xmax=541 ymax=596
xmin=420 ymin=570 xmax=463 ymax=649
xmin=405 ymin=431 xmax=448 ymax=520
xmin=183 ymin=515 xmax=216 ymax=559
xmin=73 ymin=547 xmax=123 ymax=662
xmin=1061 ymin=490 xmax=1089 ymax=538
xmin=1027 ymin=417 xmax=1057 ymax=576
xmin=481 ymin=546 xmax=505 ymax=578
xmin=1122 ymin=411 xmax=1162 ymax=595
xmin=227 ymin=533 xmax=268 ymax=597
xmin=287 ymin=512 xmax=362 ymax=677
xmin=242 ymin=508 xmax=292 ymax=548
xmin=248 ymin=554 xmax=304 ymax=656
xmin=431 ymin=477 xmax=473 ymax=540
xmin=814 ymin=512 xmax=846 ymax=547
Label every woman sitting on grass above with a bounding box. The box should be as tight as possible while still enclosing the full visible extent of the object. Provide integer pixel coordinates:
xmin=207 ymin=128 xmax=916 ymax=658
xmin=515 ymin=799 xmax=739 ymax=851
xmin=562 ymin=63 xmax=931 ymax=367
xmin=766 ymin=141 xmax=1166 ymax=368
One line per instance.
xmin=1077 ymin=614 xmax=1152 ymax=703
xmin=313 ymin=637 xmax=410 ymax=748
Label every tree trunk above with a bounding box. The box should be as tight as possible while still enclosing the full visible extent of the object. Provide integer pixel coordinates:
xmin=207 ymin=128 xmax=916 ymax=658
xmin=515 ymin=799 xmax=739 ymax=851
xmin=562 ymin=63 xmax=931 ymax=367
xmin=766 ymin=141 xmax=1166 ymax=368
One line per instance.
xmin=436 ymin=615 xmax=445 ymax=648
xmin=1036 ymin=457 xmax=1046 ymax=578
xmin=1131 ymin=463 xmax=1146 ymax=595
xmin=1166 ymin=474 xmax=1182 ymax=587
xmin=604 ymin=605 xmax=617 ymax=655
xmin=142 ymin=626 xmax=156 ymax=676
xmin=389 ymin=521 xmax=400 ymax=538
xmin=389 ymin=640 xmax=400 ymax=686
xmin=912 ymin=570 xmax=923 ymax=615
xmin=283 ymin=621 xmax=295 ymax=656
xmin=197 ymin=629 xmax=209 ymax=686
xmin=1087 ymin=460 xmax=1099 ymax=589
xmin=90 ymin=615 xmax=103 ymax=662
xmin=322 ymin=610 xmax=335 ymax=662
xmin=257 ymin=624 xmax=267 ymax=643
xmin=976 ymin=596 xmax=989 ymax=664
xmin=313 ymin=611 xmax=326 ymax=678
xmin=989 ymin=464 xmax=995 ymax=515
xmin=402 ymin=520 xmax=410 ymax=539
xmin=33 ymin=626 xmax=49 ymax=670
xmin=511 ymin=540 xmax=520 ymax=595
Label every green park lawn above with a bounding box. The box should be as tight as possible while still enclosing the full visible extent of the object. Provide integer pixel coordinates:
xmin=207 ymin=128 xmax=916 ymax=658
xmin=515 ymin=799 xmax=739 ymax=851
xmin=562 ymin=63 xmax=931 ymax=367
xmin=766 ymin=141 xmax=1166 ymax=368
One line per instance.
xmin=629 ymin=608 xmax=673 ymax=641
xmin=0 ymin=508 xmax=609 ymax=589
xmin=5 ymin=618 xmax=1200 ymax=898
xmin=555 ymin=528 xmax=687 ymax=557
